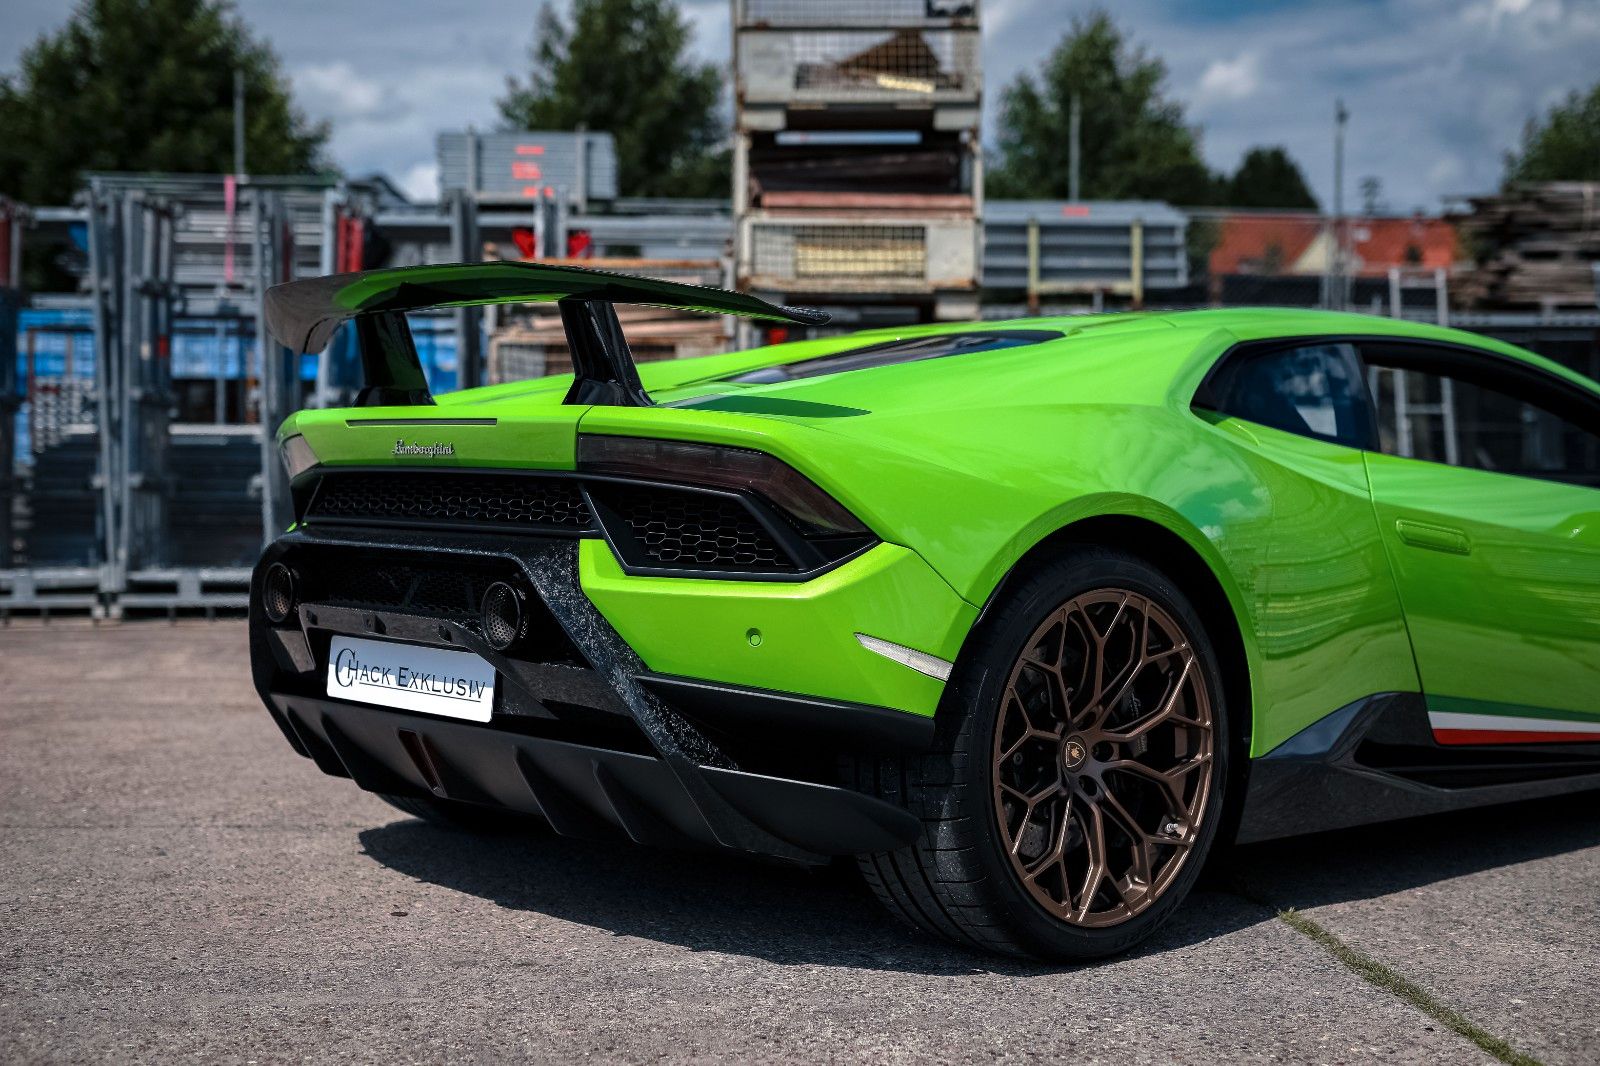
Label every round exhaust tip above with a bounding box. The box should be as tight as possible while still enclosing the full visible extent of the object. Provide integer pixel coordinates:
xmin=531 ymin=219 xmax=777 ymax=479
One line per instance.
xmin=480 ymin=581 xmax=525 ymax=652
xmin=262 ymin=563 xmax=297 ymax=624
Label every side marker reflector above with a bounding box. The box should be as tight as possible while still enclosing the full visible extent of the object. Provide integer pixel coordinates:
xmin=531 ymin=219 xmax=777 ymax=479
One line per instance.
xmin=854 ymin=633 xmax=953 ymax=682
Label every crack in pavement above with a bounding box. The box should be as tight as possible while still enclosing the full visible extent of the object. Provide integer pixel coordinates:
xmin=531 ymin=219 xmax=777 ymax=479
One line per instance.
xmin=1225 ymin=876 xmax=1544 ymax=1066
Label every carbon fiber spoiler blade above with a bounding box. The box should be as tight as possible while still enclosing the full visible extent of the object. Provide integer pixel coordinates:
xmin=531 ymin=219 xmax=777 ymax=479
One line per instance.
xmin=263 ymin=261 xmax=828 ymax=408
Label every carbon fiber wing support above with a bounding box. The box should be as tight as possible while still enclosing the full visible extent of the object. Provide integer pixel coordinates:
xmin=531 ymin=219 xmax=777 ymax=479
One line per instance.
xmin=262 ymin=260 xmax=830 ymax=408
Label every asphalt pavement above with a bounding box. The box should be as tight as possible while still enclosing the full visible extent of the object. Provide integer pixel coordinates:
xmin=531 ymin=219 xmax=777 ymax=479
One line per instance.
xmin=2 ymin=620 xmax=1596 ymax=1064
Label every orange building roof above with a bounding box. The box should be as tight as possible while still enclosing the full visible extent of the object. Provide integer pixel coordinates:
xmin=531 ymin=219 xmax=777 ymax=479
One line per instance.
xmin=1209 ymin=213 xmax=1457 ymax=276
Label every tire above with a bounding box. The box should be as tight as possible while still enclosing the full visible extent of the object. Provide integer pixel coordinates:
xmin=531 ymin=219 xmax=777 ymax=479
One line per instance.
xmin=376 ymin=792 xmax=548 ymax=834
xmin=851 ymin=546 xmax=1232 ymax=960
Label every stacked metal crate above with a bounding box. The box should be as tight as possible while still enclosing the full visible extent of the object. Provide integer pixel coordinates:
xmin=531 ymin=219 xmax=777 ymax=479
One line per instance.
xmin=733 ymin=0 xmax=984 ymax=328
xmin=983 ymin=201 xmax=1189 ymax=312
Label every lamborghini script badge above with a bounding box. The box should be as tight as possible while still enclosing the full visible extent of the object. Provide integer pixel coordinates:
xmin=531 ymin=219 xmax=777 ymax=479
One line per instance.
xmin=393 ymin=440 xmax=455 ymax=458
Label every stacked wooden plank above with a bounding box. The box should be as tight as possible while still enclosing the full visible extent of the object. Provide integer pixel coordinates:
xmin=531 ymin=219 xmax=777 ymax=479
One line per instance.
xmin=1453 ymin=182 xmax=1600 ymax=310
xmin=487 ymin=258 xmax=731 ymax=384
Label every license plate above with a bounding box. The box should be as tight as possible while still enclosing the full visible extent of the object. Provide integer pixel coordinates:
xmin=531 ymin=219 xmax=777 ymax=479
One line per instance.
xmin=326 ymin=635 xmax=496 ymax=723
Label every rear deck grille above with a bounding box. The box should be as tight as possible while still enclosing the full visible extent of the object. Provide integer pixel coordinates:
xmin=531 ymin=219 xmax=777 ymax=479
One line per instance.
xmin=306 ymin=471 xmax=594 ymax=534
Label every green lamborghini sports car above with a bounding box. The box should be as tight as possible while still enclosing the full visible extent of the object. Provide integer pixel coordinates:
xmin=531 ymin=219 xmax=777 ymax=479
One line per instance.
xmin=250 ymin=262 xmax=1600 ymax=959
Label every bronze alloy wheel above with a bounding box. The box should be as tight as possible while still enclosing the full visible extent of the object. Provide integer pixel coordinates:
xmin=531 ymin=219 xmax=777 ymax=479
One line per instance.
xmin=992 ymin=589 xmax=1215 ymax=928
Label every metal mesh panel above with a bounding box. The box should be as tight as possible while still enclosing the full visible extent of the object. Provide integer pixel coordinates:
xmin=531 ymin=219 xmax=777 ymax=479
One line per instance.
xmin=740 ymin=27 xmax=979 ymax=103
xmin=750 ymin=223 xmax=927 ymax=289
xmin=490 ymin=339 xmax=550 ymax=384
xmin=307 ymin=471 xmax=594 ymax=533
xmin=739 ymin=0 xmax=978 ymax=26
xmin=24 ymin=380 xmax=96 ymax=454
xmin=309 ymin=558 xmax=492 ymax=618
xmin=591 ymin=484 xmax=797 ymax=574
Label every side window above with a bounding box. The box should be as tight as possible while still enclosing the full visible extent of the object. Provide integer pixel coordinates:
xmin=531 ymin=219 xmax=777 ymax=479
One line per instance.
xmin=1365 ymin=353 xmax=1600 ymax=489
xmin=1202 ymin=342 xmax=1375 ymax=448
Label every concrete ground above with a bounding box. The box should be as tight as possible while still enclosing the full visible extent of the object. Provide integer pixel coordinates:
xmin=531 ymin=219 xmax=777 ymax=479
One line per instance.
xmin=1 ymin=621 xmax=1596 ymax=1065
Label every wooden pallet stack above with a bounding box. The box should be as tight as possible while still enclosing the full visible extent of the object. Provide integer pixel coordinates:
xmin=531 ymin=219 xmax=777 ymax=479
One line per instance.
xmin=487 ymin=258 xmax=731 ymax=384
xmin=1453 ymin=182 xmax=1600 ymax=311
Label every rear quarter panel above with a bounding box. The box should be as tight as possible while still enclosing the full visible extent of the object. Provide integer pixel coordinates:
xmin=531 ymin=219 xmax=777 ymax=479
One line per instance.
xmin=585 ymin=323 xmax=1420 ymax=754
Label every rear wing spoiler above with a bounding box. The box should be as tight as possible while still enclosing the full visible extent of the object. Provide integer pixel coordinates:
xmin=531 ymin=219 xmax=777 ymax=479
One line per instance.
xmin=262 ymin=261 xmax=829 ymax=407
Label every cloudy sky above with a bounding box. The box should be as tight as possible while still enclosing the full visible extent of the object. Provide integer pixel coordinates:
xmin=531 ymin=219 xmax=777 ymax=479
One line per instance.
xmin=4 ymin=0 xmax=1597 ymax=210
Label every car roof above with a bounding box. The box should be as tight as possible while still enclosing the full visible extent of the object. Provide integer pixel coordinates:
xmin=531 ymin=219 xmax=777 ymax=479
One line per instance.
xmin=965 ymin=308 xmax=1600 ymax=398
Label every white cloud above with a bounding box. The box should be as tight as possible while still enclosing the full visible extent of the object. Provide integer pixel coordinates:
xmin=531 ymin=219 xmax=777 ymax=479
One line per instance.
xmin=398 ymin=161 xmax=440 ymax=202
xmin=1195 ymin=53 xmax=1261 ymax=106
xmin=292 ymin=62 xmax=399 ymax=123
xmin=980 ymin=0 xmax=1034 ymax=39
xmin=6 ymin=0 xmax=1599 ymax=213
xmin=1427 ymin=155 xmax=1466 ymax=190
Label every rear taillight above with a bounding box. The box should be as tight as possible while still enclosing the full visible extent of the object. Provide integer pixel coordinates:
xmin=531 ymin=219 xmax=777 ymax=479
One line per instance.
xmin=577 ymin=435 xmax=875 ymax=580
xmin=576 ymin=436 xmax=868 ymax=536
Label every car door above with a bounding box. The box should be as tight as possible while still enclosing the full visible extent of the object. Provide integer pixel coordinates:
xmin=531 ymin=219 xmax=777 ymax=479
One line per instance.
xmin=1360 ymin=341 xmax=1600 ymax=741
xmin=1191 ymin=338 xmax=1421 ymax=748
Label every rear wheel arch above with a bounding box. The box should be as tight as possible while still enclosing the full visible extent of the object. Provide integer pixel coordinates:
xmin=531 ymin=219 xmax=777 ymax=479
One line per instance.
xmin=959 ymin=513 xmax=1254 ymax=758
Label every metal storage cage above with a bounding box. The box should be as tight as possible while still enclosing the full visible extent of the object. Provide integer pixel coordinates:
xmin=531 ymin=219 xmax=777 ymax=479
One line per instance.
xmin=732 ymin=0 xmax=984 ymax=322
xmin=743 ymin=218 xmax=979 ymax=293
xmin=739 ymin=27 xmax=980 ymax=106
xmin=739 ymin=0 xmax=978 ymax=23
xmin=983 ymin=201 xmax=1189 ymax=307
xmin=735 ymin=1 xmax=981 ymax=130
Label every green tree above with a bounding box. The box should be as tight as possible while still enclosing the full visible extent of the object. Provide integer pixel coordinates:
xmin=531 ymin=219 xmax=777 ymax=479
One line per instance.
xmin=0 ymin=0 xmax=330 ymax=205
xmin=498 ymin=0 xmax=726 ymax=199
xmin=988 ymin=11 xmax=1217 ymax=204
xmin=1226 ymin=147 xmax=1318 ymax=210
xmin=1505 ymin=81 xmax=1600 ymax=183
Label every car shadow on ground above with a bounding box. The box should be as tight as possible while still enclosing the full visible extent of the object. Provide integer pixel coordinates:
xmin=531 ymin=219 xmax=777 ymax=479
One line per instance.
xmin=1220 ymin=789 xmax=1600 ymax=909
xmin=357 ymin=790 xmax=1600 ymax=974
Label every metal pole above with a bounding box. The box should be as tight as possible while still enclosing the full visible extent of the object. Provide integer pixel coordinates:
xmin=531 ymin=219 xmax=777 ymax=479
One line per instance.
xmin=115 ymin=193 xmax=139 ymax=590
xmin=233 ymin=69 xmax=247 ymax=179
xmin=1332 ymin=99 xmax=1348 ymax=310
xmin=0 ymin=286 xmax=16 ymax=569
xmin=575 ymin=123 xmax=589 ymax=213
xmin=1068 ymin=94 xmax=1081 ymax=202
xmin=1130 ymin=218 xmax=1145 ymax=309
xmin=214 ymin=319 xmax=227 ymax=423
xmin=1026 ymin=217 xmax=1041 ymax=316
xmin=314 ymin=187 xmax=339 ymax=406
xmin=254 ymin=190 xmax=275 ymax=545
xmin=86 ymin=184 xmax=120 ymax=596
xmin=1 ymin=199 xmax=21 ymax=289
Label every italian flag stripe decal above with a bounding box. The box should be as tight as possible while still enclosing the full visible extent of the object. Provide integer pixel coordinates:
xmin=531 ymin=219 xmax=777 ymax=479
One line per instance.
xmin=1428 ymin=704 xmax=1600 ymax=746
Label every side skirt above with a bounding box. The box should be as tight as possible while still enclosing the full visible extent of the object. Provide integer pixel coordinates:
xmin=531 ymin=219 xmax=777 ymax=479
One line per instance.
xmin=1236 ymin=693 xmax=1600 ymax=844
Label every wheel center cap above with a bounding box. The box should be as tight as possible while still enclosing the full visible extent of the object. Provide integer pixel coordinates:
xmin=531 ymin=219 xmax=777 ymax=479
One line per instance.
xmin=1062 ymin=735 xmax=1089 ymax=771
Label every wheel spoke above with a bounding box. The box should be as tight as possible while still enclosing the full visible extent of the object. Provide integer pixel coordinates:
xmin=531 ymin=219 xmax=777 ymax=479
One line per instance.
xmin=1000 ymin=777 xmax=1061 ymax=809
xmin=1100 ymin=654 xmax=1202 ymax=742
xmin=1106 ymin=754 xmax=1212 ymax=816
xmin=1071 ymin=800 xmax=1109 ymax=923
xmin=1021 ymin=793 xmax=1072 ymax=876
xmin=997 ymin=723 xmax=1057 ymax=765
xmin=1099 ymin=785 xmax=1157 ymax=891
xmin=1018 ymin=609 xmax=1068 ymax=675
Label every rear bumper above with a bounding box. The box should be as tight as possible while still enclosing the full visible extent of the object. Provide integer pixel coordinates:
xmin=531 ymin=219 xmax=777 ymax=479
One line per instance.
xmin=264 ymin=695 xmax=920 ymax=856
xmin=250 ymin=526 xmax=933 ymax=863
